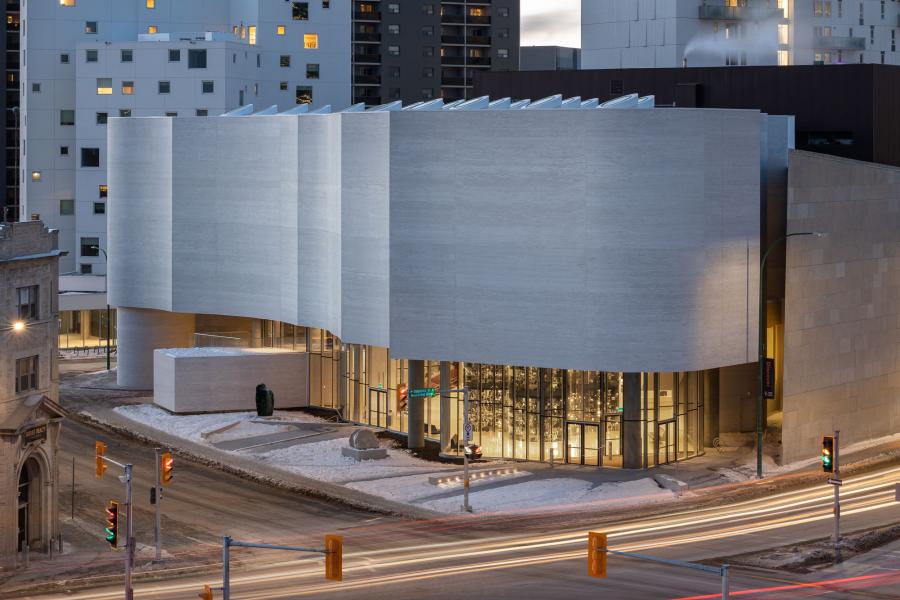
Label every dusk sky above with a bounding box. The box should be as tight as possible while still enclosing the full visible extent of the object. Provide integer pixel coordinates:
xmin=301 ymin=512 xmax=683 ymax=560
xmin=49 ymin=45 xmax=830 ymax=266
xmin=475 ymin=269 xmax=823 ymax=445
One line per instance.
xmin=521 ymin=0 xmax=581 ymax=48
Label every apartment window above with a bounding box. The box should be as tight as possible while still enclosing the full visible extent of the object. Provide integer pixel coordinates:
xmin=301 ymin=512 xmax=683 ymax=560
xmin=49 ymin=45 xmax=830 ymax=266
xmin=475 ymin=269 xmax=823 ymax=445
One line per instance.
xmin=253 ymin=83 xmax=258 ymax=96
xmin=280 ymin=55 xmax=292 ymax=67
xmin=422 ymin=88 xmax=434 ymax=100
xmin=881 ymin=0 xmax=885 ymax=19
xmin=96 ymin=112 xmax=108 ymax=125
xmin=778 ymin=23 xmax=789 ymax=44
xmin=188 ymin=49 xmax=207 ymax=68
xmin=85 ymin=21 xmax=98 ymax=34
xmin=248 ymin=26 xmax=257 ymax=45
xmin=195 ymin=109 xmax=208 ymax=116
xmin=280 ymin=81 xmax=288 ymax=91
xmin=81 ymin=237 xmax=100 ymax=257
xmin=322 ymin=0 xmax=330 ymax=7
xmin=277 ymin=24 xmax=286 ymax=35
xmin=292 ymin=2 xmax=309 ymax=20
xmin=31 ymin=83 xmax=40 ymax=93
xmin=15 ymin=356 xmax=38 ymax=394
xmin=422 ymin=67 xmax=433 ymax=78
xmin=388 ymin=45 xmax=400 ymax=56
xmin=121 ymin=49 xmax=133 ymax=62
xmin=304 ymin=34 xmax=318 ymax=49
xmin=388 ymin=66 xmax=400 ymax=78
xmin=296 ymin=85 xmax=313 ymax=105
xmin=387 ymin=3 xmax=400 ymax=13
xmin=306 ymin=63 xmax=320 ymax=78
xmin=59 ymin=199 xmax=74 ymax=215
xmin=422 ymin=46 xmax=434 ymax=57
xmin=96 ymin=78 xmax=112 ymax=94
xmin=498 ymin=27 xmax=511 ymax=39
xmin=118 ymin=109 xmax=131 ymax=117
xmin=17 ymin=286 xmax=39 ymax=320
xmin=60 ymin=0 xmax=75 ymax=5
xmin=86 ymin=49 xmax=98 ymax=62
xmin=871 ymin=25 xmax=875 ymax=44
xmin=257 ymin=54 xmax=261 ymax=68
xmin=201 ymin=80 xmax=214 ymax=93
xmin=825 ymin=1 xmax=831 ymax=16
xmin=388 ymin=87 xmax=401 ymax=99
xmin=838 ymin=0 xmax=843 ymax=16
xmin=60 ymin=109 xmax=75 ymax=125
xmin=31 ymin=171 xmax=42 ymax=182
xmin=147 ymin=0 xmax=155 ymax=7
xmin=158 ymin=80 xmax=170 ymax=94
xmin=148 ymin=25 xmax=158 ymax=34
xmin=498 ymin=7 xmax=510 ymax=17
xmin=99 ymin=184 xmax=109 ymax=197
xmin=93 ymin=202 xmax=105 ymax=215
xmin=422 ymin=4 xmax=434 ymax=15
xmin=169 ymin=49 xmax=181 ymax=62
xmin=60 ymin=146 xmax=69 ymax=156
xmin=422 ymin=26 xmax=434 ymax=37
xmin=892 ymin=29 xmax=895 ymax=51
xmin=881 ymin=50 xmax=885 ymax=63
xmin=60 ymin=53 xmax=70 ymax=64
xmin=81 ymin=147 xmax=100 ymax=167
xmin=121 ymin=80 xmax=134 ymax=94
xmin=859 ymin=2 xmax=864 ymax=25
xmin=497 ymin=48 xmax=509 ymax=59
xmin=388 ymin=24 xmax=400 ymax=35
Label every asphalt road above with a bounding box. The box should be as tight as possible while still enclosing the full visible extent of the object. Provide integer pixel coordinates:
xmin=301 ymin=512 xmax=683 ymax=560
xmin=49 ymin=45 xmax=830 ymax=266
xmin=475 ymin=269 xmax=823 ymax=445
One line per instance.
xmin=9 ymin=416 xmax=900 ymax=600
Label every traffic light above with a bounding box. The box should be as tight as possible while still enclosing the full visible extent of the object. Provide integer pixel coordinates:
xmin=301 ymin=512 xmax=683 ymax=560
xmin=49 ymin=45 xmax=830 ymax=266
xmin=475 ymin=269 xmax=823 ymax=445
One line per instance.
xmin=95 ymin=441 xmax=107 ymax=478
xmin=324 ymin=534 xmax=343 ymax=581
xmin=397 ymin=383 xmax=408 ymax=412
xmin=588 ymin=531 xmax=607 ymax=578
xmin=822 ymin=436 xmax=834 ymax=473
xmin=105 ymin=500 xmax=119 ymax=548
xmin=161 ymin=451 xmax=174 ymax=485
xmin=197 ymin=585 xmax=213 ymax=600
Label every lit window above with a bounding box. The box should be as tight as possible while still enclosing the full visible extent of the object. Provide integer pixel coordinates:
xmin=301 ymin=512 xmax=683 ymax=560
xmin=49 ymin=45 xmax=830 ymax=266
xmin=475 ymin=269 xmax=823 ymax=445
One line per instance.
xmin=306 ymin=63 xmax=319 ymax=78
xmin=148 ymin=25 xmax=158 ymax=34
xmin=60 ymin=0 xmax=75 ymax=6
xmin=201 ymin=80 xmax=214 ymax=93
xmin=304 ymin=34 xmax=318 ymax=49
xmin=249 ymin=25 xmax=257 ymax=45
xmin=292 ymin=2 xmax=309 ymax=20
xmin=778 ymin=24 xmax=789 ymax=45
xmin=85 ymin=21 xmax=98 ymax=34
xmin=497 ymin=48 xmax=509 ymax=59
xmin=121 ymin=80 xmax=134 ymax=94
xmin=146 ymin=0 xmax=155 ymax=7
xmin=387 ymin=3 xmax=399 ymax=13
xmin=93 ymin=202 xmax=105 ymax=215
xmin=388 ymin=45 xmax=399 ymax=56
xmin=60 ymin=109 xmax=75 ymax=125
xmin=99 ymin=185 xmax=108 ymax=197
xmin=31 ymin=171 xmax=41 ymax=182
xmin=277 ymin=25 xmax=286 ymax=35
xmin=158 ymin=80 xmax=170 ymax=94
xmin=97 ymin=78 xmax=113 ymax=94
xmin=296 ymin=85 xmax=313 ymax=105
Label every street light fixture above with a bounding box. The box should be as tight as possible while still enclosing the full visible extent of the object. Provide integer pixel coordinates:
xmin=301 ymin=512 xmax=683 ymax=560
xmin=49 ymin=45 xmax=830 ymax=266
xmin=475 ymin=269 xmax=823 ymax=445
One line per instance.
xmin=12 ymin=320 xmax=25 ymax=332
xmin=757 ymin=231 xmax=827 ymax=479
xmin=91 ymin=245 xmax=112 ymax=371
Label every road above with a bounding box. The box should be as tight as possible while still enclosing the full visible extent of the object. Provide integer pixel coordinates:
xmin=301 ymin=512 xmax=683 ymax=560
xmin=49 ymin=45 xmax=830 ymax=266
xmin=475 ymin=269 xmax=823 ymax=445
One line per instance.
xmin=9 ymin=416 xmax=900 ymax=600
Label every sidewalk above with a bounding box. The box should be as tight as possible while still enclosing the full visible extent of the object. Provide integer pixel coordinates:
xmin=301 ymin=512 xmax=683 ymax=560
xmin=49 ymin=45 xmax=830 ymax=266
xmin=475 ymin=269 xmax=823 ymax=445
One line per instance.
xmin=60 ymin=367 xmax=900 ymax=518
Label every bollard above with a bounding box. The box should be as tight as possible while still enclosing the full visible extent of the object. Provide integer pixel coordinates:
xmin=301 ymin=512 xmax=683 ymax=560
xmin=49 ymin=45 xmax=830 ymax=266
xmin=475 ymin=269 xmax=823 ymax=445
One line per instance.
xmin=721 ymin=563 xmax=729 ymax=599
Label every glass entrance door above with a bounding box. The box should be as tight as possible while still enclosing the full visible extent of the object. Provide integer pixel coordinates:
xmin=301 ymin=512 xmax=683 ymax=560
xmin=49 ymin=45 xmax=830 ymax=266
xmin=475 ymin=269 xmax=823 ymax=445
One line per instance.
xmin=658 ymin=420 xmax=676 ymax=465
xmin=368 ymin=387 xmax=389 ymax=429
xmin=566 ymin=423 xmax=601 ymax=466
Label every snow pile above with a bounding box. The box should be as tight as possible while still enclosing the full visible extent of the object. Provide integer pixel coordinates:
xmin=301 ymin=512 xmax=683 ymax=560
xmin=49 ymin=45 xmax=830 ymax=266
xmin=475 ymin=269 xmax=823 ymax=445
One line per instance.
xmin=112 ymin=404 xmax=325 ymax=443
xmin=248 ymin=437 xmax=456 ymax=484
xmin=420 ymin=477 xmax=674 ymax=514
xmin=346 ymin=469 xmax=531 ymax=502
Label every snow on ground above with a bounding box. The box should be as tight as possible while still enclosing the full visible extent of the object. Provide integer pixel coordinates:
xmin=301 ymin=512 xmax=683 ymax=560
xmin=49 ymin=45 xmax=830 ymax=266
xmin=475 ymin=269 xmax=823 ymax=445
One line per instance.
xmin=247 ymin=437 xmax=456 ymax=484
xmin=112 ymin=404 xmax=325 ymax=443
xmin=419 ymin=477 xmax=674 ymax=514
xmin=346 ymin=469 xmax=531 ymax=502
xmin=717 ymin=432 xmax=900 ymax=482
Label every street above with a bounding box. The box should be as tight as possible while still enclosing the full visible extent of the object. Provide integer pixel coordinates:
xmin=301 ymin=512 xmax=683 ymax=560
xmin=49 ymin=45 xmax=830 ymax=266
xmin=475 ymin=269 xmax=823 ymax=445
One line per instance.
xmin=6 ymin=417 xmax=899 ymax=600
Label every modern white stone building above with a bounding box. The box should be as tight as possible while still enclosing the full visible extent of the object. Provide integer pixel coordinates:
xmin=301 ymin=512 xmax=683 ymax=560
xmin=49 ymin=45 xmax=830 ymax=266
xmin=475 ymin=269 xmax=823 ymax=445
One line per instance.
xmin=107 ymin=95 xmax=802 ymax=469
xmin=582 ymin=0 xmax=900 ymax=69
xmin=19 ymin=0 xmax=350 ymax=348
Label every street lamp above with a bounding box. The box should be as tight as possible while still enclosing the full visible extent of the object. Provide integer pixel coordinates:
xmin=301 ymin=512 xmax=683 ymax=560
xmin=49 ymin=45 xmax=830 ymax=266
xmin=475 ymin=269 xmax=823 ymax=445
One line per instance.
xmin=91 ymin=245 xmax=112 ymax=371
xmin=757 ymin=231 xmax=827 ymax=479
xmin=12 ymin=320 xmax=25 ymax=332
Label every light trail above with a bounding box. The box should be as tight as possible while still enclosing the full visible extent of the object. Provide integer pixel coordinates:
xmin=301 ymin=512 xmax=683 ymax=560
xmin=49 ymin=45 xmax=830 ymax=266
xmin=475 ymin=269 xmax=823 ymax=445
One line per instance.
xmin=673 ymin=571 xmax=900 ymax=599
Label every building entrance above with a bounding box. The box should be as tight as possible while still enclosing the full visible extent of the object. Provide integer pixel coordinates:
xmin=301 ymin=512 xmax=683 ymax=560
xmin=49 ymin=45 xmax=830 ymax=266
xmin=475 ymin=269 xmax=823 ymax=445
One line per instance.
xmin=368 ymin=387 xmax=389 ymax=429
xmin=17 ymin=457 xmax=43 ymax=553
xmin=566 ymin=422 xmax=601 ymax=466
xmin=658 ymin=420 xmax=676 ymax=465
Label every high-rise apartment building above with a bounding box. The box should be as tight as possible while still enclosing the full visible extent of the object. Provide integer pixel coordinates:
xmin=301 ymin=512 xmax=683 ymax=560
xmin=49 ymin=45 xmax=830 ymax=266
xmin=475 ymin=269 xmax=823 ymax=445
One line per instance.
xmin=16 ymin=1 xmax=349 ymax=349
xmin=3 ymin=1 xmax=20 ymax=223
xmin=352 ymin=0 xmax=519 ymax=106
xmin=582 ymin=0 xmax=900 ymax=69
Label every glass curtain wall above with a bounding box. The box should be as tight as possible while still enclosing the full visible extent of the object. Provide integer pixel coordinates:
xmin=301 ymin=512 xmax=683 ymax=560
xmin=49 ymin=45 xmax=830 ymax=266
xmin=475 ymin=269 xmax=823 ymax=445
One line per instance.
xmin=59 ymin=308 xmax=117 ymax=349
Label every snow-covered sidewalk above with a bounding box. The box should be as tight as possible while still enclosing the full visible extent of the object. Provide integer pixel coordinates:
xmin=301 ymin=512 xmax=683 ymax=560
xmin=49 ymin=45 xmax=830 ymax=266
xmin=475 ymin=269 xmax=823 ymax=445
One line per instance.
xmin=109 ymin=403 xmax=677 ymax=514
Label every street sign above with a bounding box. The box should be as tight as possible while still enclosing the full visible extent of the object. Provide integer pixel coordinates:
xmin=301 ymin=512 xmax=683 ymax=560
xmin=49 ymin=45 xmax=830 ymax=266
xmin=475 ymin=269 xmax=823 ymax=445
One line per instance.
xmin=827 ymin=477 xmax=842 ymax=486
xmin=409 ymin=387 xmax=436 ymax=398
xmin=463 ymin=422 xmax=473 ymax=442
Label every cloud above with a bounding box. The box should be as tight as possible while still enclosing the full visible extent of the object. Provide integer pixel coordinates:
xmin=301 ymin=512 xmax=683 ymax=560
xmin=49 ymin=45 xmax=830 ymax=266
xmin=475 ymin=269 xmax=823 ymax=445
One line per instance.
xmin=521 ymin=0 xmax=581 ymax=48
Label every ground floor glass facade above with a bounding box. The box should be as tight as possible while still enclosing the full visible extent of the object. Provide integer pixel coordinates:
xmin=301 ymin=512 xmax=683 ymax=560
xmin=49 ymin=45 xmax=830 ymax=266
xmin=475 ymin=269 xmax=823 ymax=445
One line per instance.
xmin=59 ymin=309 xmax=117 ymax=350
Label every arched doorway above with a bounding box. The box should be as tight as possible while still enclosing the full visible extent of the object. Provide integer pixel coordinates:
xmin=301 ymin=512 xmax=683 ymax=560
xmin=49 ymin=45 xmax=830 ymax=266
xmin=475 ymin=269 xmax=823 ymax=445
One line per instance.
xmin=17 ymin=456 xmax=44 ymax=553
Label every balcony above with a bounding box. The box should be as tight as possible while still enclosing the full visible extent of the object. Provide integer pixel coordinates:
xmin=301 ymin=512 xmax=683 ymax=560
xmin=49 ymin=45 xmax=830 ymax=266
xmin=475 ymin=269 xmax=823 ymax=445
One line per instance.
xmin=353 ymin=10 xmax=380 ymax=21
xmin=441 ymin=35 xmax=466 ymax=44
xmin=698 ymin=4 xmax=785 ymax=20
xmin=813 ymin=35 xmax=866 ymax=50
xmin=353 ymin=32 xmax=381 ymax=43
xmin=354 ymin=75 xmax=381 ymax=85
xmin=441 ymin=55 xmax=465 ymax=65
xmin=353 ymin=53 xmax=382 ymax=64
xmin=468 ymin=56 xmax=492 ymax=66
xmin=468 ymin=15 xmax=491 ymax=25
xmin=441 ymin=77 xmax=472 ymax=87
xmin=354 ymin=95 xmax=381 ymax=106
xmin=467 ymin=35 xmax=491 ymax=46
xmin=441 ymin=14 xmax=465 ymax=24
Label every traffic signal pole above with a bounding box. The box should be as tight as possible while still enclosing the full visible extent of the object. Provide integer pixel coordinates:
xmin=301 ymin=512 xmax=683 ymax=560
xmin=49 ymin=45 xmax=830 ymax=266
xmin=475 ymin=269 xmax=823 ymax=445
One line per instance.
xmin=124 ymin=463 xmax=134 ymax=600
xmin=154 ymin=448 xmax=162 ymax=562
xmin=832 ymin=429 xmax=841 ymax=563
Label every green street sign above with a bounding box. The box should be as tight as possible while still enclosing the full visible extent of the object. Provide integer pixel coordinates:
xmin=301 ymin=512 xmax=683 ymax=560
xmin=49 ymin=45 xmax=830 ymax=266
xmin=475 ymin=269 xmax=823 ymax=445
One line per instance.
xmin=409 ymin=387 xmax=436 ymax=398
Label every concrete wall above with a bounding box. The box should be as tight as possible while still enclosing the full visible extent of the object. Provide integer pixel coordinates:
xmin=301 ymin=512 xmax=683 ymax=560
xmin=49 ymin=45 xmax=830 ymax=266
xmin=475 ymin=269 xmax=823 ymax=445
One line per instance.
xmin=153 ymin=348 xmax=309 ymax=413
xmin=117 ymin=307 xmax=194 ymax=389
xmin=783 ymin=150 xmax=900 ymax=462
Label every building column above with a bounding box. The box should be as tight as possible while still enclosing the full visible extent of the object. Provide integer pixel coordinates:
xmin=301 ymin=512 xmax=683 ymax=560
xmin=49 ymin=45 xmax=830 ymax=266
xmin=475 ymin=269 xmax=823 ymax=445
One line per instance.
xmin=407 ymin=359 xmax=425 ymax=449
xmin=622 ymin=372 xmax=643 ymax=469
xmin=439 ymin=361 xmax=452 ymax=455
xmin=703 ymin=369 xmax=720 ymax=447
xmin=116 ymin=307 xmax=195 ymax=389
